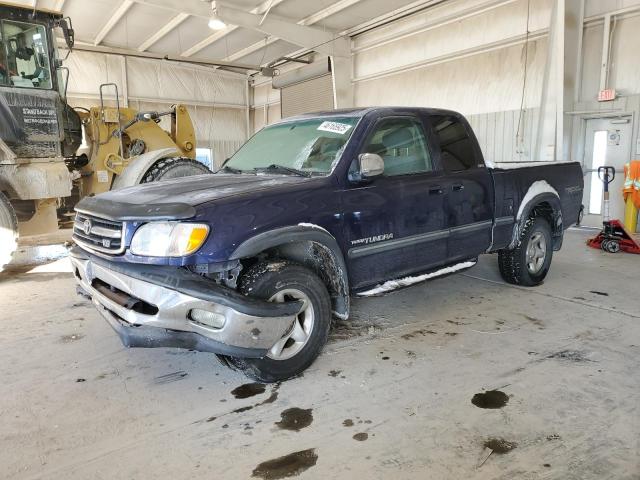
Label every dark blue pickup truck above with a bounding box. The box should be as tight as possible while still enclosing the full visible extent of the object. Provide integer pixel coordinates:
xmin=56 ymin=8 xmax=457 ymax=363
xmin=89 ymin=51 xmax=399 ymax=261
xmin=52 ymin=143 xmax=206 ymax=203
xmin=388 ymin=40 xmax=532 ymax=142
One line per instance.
xmin=71 ymin=107 xmax=583 ymax=381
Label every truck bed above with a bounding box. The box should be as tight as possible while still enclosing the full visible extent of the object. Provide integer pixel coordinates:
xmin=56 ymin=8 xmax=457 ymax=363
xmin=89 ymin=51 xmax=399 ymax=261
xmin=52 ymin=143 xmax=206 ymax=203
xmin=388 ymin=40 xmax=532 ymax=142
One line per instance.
xmin=489 ymin=162 xmax=584 ymax=251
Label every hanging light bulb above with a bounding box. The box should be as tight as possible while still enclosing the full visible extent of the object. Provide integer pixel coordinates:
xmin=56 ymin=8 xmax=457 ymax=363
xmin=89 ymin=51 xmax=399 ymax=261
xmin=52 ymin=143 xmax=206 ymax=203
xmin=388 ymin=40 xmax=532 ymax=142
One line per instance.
xmin=208 ymin=13 xmax=226 ymax=30
xmin=207 ymin=2 xmax=226 ymax=30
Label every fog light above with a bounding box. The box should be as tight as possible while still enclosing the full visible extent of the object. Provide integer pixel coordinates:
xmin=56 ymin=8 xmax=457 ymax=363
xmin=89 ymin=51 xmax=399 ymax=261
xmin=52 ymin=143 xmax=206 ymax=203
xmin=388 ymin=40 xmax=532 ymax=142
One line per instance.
xmin=189 ymin=309 xmax=226 ymax=329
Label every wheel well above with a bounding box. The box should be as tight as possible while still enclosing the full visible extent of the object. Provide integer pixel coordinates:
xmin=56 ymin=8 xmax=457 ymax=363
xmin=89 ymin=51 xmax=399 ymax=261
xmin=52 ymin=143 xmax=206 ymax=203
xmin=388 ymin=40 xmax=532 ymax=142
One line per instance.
xmin=528 ymin=200 xmax=563 ymax=248
xmin=245 ymin=240 xmax=349 ymax=320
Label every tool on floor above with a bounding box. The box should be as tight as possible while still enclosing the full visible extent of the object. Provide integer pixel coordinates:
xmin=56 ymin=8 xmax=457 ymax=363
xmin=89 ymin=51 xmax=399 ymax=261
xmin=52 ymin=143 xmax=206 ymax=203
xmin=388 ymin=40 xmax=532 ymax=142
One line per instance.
xmin=587 ymin=165 xmax=640 ymax=254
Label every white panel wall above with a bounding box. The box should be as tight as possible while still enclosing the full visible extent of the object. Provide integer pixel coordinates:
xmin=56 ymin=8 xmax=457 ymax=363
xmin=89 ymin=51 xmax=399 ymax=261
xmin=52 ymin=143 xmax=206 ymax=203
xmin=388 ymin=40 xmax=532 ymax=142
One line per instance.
xmin=354 ymin=39 xmax=547 ymax=114
xmin=607 ymin=13 xmax=640 ymax=96
xmin=247 ymin=0 xmax=640 ymax=166
xmin=352 ymin=0 xmax=553 ymax=163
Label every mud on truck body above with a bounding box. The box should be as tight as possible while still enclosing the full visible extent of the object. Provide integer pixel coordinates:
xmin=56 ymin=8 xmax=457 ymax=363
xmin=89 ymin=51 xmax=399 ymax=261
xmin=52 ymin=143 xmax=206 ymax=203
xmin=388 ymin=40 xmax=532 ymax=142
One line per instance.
xmin=70 ymin=107 xmax=584 ymax=382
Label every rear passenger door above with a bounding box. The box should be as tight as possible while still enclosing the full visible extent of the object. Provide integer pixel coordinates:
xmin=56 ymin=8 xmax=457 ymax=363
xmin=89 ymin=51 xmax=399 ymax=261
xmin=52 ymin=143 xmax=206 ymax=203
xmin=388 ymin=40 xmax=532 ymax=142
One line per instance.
xmin=429 ymin=114 xmax=494 ymax=261
xmin=343 ymin=115 xmax=449 ymax=290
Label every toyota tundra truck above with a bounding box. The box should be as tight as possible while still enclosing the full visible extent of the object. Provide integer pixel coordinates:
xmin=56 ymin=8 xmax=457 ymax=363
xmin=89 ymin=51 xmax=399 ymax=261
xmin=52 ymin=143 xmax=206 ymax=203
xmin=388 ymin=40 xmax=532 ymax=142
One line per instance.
xmin=70 ymin=107 xmax=584 ymax=381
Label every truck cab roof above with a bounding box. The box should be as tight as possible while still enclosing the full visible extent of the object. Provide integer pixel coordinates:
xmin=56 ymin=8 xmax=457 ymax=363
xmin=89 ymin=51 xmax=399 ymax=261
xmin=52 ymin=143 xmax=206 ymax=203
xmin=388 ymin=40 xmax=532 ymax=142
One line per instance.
xmin=284 ymin=106 xmax=465 ymax=122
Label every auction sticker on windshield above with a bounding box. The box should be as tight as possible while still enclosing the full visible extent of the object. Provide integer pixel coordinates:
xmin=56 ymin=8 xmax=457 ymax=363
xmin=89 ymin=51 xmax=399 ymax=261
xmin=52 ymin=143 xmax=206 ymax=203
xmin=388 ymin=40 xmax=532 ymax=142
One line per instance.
xmin=317 ymin=121 xmax=352 ymax=135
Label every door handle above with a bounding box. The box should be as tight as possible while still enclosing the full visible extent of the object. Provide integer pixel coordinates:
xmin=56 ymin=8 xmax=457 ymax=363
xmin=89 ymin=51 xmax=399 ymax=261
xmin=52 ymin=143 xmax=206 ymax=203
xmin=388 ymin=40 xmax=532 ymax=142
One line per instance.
xmin=429 ymin=186 xmax=444 ymax=195
xmin=452 ymin=183 xmax=465 ymax=191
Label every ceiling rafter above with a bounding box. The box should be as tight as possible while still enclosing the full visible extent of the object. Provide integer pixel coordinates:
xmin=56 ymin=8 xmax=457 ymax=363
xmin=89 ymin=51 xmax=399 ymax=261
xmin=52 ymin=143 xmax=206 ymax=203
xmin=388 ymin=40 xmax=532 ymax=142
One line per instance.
xmin=137 ymin=12 xmax=189 ymax=51
xmin=224 ymin=0 xmax=361 ymax=62
xmin=181 ymin=0 xmax=288 ymax=57
xmin=94 ymin=0 xmax=134 ymax=46
xmin=214 ymin=3 xmax=350 ymax=57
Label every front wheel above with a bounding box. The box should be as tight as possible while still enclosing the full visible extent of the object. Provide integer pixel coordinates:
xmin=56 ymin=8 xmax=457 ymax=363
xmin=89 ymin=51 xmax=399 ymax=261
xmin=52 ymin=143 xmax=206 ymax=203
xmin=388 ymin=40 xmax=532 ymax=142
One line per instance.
xmin=222 ymin=261 xmax=331 ymax=382
xmin=140 ymin=157 xmax=210 ymax=183
xmin=498 ymin=216 xmax=553 ymax=286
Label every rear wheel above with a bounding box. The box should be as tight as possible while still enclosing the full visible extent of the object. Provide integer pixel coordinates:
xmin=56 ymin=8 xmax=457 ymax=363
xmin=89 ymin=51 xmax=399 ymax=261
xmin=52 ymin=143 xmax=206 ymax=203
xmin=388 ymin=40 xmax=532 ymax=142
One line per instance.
xmin=140 ymin=157 xmax=210 ymax=183
xmin=0 ymin=192 xmax=18 ymax=272
xmin=498 ymin=216 xmax=553 ymax=286
xmin=221 ymin=260 xmax=331 ymax=382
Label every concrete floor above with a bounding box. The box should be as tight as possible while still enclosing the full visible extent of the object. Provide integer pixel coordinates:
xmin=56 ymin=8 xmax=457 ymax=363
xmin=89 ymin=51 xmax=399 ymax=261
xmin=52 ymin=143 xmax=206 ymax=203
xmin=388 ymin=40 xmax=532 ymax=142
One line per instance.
xmin=1 ymin=229 xmax=639 ymax=479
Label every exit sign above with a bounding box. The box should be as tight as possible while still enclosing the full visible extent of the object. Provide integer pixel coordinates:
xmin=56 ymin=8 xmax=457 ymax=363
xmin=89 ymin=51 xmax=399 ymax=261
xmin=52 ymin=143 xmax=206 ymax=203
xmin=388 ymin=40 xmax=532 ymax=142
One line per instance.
xmin=598 ymin=89 xmax=616 ymax=102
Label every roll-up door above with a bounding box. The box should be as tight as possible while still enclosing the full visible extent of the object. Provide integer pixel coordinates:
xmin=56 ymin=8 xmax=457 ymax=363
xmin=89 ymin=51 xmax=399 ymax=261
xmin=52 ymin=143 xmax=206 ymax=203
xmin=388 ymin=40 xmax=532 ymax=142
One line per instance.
xmin=280 ymin=73 xmax=334 ymax=118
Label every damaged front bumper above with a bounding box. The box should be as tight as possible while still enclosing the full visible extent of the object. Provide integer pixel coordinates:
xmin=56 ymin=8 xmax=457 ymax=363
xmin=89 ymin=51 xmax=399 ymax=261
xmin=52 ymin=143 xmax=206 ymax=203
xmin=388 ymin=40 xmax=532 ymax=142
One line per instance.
xmin=70 ymin=247 xmax=300 ymax=358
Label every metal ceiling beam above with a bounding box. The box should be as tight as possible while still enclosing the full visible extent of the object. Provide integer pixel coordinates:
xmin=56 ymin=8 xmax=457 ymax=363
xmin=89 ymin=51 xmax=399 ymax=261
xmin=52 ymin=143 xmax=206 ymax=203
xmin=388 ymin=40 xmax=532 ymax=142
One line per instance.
xmin=131 ymin=0 xmax=210 ymax=18
xmin=137 ymin=12 xmax=189 ymax=51
xmin=63 ymin=42 xmax=258 ymax=75
xmin=300 ymin=0 xmax=361 ymax=26
xmin=216 ymin=2 xmax=350 ymax=57
xmin=94 ymin=0 xmax=134 ymax=46
xmin=225 ymin=0 xmax=361 ymax=62
xmin=181 ymin=0 xmax=287 ymax=57
xmin=182 ymin=25 xmax=237 ymax=57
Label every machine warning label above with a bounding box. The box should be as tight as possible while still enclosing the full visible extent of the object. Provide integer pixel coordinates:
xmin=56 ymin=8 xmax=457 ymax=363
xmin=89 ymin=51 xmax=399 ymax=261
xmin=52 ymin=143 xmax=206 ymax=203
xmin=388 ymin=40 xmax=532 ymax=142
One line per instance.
xmin=96 ymin=170 xmax=109 ymax=183
xmin=22 ymin=107 xmax=57 ymax=125
xmin=0 ymin=89 xmax=60 ymax=158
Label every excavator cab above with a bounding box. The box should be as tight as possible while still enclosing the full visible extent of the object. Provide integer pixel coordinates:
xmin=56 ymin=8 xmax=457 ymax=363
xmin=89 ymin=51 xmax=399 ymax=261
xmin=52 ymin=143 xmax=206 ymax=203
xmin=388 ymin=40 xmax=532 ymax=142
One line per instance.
xmin=0 ymin=4 xmax=79 ymax=160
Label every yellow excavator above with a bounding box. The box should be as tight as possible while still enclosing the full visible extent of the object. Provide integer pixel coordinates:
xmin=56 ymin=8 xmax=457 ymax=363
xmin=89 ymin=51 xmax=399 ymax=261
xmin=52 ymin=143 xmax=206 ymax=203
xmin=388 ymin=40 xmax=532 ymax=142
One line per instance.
xmin=0 ymin=4 xmax=209 ymax=270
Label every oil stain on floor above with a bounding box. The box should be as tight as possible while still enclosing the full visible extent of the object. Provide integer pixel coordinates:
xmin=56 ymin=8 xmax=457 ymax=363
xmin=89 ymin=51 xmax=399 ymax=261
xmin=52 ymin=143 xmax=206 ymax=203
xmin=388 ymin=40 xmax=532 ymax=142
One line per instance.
xmin=353 ymin=432 xmax=369 ymax=441
xmin=252 ymin=448 xmax=318 ymax=479
xmin=232 ymin=383 xmax=266 ymax=399
xmin=471 ymin=390 xmax=509 ymax=409
xmin=275 ymin=408 xmax=313 ymax=432
xmin=547 ymin=350 xmax=591 ymax=362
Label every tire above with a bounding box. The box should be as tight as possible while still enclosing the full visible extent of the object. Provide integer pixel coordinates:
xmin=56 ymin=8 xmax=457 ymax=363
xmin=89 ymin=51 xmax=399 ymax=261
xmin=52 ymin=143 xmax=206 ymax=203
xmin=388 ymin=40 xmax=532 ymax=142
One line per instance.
xmin=222 ymin=260 xmax=332 ymax=383
xmin=0 ymin=191 xmax=18 ymax=273
xmin=602 ymin=239 xmax=620 ymax=253
xmin=140 ymin=157 xmax=211 ymax=183
xmin=498 ymin=216 xmax=553 ymax=286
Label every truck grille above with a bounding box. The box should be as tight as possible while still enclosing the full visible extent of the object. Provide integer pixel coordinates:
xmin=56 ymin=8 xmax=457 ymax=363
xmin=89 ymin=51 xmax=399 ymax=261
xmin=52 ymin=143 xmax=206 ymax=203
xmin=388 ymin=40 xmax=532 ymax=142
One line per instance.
xmin=73 ymin=212 xmax=125 ymax=254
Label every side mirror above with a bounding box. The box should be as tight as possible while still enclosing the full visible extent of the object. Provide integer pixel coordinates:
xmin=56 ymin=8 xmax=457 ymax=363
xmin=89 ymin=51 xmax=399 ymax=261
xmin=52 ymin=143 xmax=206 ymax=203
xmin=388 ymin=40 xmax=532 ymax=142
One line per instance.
xmin=359 ymin=153 xmax=384 ymax=179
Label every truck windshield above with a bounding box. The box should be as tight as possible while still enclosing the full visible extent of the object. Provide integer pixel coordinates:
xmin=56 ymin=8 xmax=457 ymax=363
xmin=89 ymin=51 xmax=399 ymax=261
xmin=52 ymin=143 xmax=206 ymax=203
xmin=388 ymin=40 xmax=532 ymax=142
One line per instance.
xmin=224 ymin=117 xmax=359 ymax=175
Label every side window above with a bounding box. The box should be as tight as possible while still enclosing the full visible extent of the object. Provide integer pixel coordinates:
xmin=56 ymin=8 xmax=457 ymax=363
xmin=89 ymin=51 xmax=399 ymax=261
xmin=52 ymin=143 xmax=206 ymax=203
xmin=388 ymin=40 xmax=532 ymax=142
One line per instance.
xmin=362 ymin=117 xmax=433 ymax=176
xmin=0 ymin=20 xmax=52 ymax=89
xmin=430 ymin=115 xmax=479 ymax=172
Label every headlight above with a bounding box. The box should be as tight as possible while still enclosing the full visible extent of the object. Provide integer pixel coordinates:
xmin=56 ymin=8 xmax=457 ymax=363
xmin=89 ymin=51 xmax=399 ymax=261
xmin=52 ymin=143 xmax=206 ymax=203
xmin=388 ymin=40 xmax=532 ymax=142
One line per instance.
xmin=130 ymin=222 xmax=209 ymax=257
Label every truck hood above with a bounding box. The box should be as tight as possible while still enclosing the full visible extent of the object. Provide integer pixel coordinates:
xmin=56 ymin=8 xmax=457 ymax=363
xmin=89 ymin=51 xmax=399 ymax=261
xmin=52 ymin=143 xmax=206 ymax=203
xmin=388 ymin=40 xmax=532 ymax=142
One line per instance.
xmin=75 ymin=173 xmax=310 ymax=221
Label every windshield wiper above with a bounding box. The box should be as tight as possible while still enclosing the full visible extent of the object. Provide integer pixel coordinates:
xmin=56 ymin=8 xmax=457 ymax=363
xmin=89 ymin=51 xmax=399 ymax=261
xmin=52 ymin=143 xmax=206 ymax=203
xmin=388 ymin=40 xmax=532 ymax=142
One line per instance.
xmin=218 ymin=165 xmax=244 ymax=174
xmin=255 ymin=164 xmax=311 ymax=177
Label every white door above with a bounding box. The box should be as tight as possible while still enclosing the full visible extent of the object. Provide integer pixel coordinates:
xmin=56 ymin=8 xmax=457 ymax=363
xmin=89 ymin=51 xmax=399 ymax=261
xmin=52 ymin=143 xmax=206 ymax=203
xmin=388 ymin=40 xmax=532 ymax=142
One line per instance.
xmin=581 ymin=117 xmax=633 ymax=228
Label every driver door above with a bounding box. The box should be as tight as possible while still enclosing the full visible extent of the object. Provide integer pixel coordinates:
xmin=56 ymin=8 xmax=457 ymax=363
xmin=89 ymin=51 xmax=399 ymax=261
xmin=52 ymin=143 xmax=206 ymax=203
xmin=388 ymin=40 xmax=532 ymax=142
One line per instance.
xmin=342 ymin=115 xmax=450 ymax=290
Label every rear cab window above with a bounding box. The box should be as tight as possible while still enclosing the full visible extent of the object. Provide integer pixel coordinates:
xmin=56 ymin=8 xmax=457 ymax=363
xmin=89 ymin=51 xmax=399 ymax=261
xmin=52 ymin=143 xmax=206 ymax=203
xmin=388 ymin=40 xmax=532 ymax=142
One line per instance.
xmin=430 ymin=115 xmax=483 ymax=172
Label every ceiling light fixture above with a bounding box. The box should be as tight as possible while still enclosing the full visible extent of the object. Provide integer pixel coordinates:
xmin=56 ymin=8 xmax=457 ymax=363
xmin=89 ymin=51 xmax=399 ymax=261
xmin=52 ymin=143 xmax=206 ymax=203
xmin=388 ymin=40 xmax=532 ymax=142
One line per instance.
xmin=207 ymin=2 xmax=226 ymax=30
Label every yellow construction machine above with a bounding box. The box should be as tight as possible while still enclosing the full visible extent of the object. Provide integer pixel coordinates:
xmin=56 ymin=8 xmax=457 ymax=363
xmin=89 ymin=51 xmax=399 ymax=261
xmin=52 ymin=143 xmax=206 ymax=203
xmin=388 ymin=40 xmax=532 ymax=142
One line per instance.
xmin=0 ymin=4 xmax=209 ymax=270
xmin=63 ymin=83 xmax=209 ymax=222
